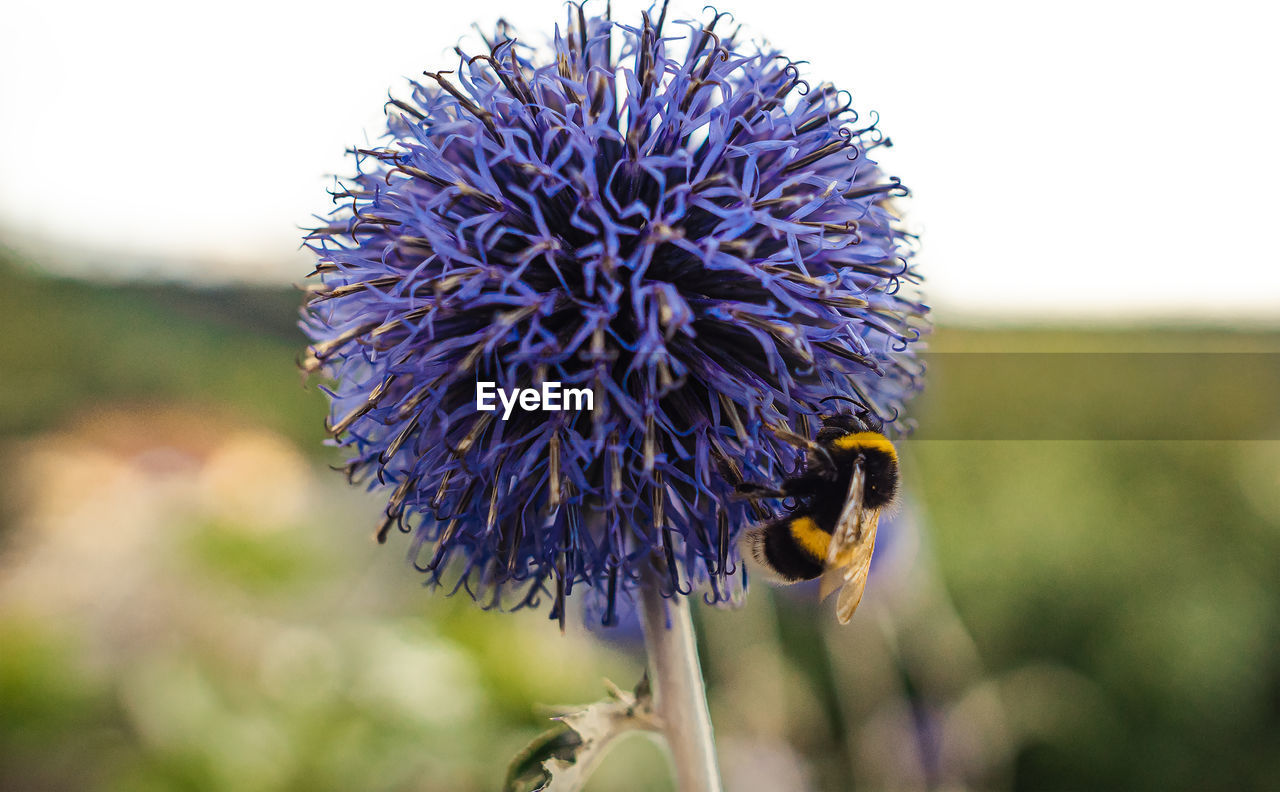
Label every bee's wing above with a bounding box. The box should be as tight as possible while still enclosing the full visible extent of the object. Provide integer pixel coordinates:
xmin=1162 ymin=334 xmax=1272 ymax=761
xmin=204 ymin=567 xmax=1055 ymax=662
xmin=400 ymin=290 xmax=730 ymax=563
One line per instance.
xmin=817 ymin=464 xmax=865 ymax=601
xmin=816 ymin=461 xmax=881 ymax=624
xmin=834 ymin=514 xmax=879 ymax=624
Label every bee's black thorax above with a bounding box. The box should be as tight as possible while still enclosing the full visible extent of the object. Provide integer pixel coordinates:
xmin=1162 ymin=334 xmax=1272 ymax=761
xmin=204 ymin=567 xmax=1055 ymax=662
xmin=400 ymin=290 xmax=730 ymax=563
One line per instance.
xmin=832 ymin=431 xmax=899 ymax=510
xmin=803 ymin=430 xmax=898 ymax=518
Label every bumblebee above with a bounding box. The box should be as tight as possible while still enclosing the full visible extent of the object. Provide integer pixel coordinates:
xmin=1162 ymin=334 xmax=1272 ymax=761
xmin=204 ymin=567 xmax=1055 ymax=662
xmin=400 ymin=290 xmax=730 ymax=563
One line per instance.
xmin=738 ymin=398 xmax=900 ymax=623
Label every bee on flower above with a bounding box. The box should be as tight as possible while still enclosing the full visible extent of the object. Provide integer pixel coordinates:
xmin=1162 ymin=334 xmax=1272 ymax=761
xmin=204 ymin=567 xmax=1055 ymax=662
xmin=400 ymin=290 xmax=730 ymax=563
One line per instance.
xmin=301 ymin=1 xmax=927 ymax=629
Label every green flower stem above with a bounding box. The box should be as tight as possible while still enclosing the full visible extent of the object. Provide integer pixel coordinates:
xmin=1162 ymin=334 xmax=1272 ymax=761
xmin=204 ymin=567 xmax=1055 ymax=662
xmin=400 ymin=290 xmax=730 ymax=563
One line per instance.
xmin=639 ymin=568 xmax=723 ymax=792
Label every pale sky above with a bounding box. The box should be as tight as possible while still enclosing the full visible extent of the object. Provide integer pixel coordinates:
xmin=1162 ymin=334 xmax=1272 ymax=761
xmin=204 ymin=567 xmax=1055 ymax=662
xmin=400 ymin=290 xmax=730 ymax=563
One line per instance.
xmin=2 ymin=0 xmax=1277 ymax=322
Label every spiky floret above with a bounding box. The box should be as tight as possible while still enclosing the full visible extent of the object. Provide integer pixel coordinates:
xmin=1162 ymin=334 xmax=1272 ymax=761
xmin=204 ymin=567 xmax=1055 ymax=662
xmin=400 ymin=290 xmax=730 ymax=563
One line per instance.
xmin=302 ymin=3 xmax=928 ymax=626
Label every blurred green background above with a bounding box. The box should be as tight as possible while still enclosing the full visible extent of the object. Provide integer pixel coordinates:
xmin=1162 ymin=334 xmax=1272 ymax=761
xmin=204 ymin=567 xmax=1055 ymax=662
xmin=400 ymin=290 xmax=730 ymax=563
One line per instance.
xmin=1 ymin=255 xmax=1277 ymax=792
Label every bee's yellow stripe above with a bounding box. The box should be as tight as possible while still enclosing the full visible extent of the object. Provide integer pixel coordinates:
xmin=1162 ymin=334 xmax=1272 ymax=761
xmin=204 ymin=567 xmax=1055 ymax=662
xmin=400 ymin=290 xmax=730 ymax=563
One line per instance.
xmin=788 ymin=516 xmax=831 ymax=563
xmin=833 ymin=431 xmax=897 ymax=462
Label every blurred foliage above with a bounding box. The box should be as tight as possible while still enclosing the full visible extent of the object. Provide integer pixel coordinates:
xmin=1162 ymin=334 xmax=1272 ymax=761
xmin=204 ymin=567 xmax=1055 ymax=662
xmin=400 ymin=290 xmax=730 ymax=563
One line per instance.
xmin=0 ymin=258 xmax=322 ymax=449
xmin=1 ymin=257 xmax=1278 ymax=790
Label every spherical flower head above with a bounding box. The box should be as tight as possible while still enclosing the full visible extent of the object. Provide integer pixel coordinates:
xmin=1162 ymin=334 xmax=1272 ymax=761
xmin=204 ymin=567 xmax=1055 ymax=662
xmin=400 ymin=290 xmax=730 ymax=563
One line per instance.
xmin=302 ymin=2 xmax=928 ymax=627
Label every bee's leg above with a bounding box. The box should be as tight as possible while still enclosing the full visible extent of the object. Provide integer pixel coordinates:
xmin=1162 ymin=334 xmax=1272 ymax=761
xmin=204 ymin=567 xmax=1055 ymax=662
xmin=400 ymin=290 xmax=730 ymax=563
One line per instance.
xmin=735 ymin=482 xmax=789 ymax=499
xmin=777 ymin=470 xmax=829 ymax=497
xmin=812 ymin=446 xmax=837 ymax=476
xmin=736 ymin=470 xmax=828 ymax=500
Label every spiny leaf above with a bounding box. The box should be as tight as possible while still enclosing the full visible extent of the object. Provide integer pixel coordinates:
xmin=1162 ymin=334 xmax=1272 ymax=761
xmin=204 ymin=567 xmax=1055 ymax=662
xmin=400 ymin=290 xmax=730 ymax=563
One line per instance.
xmin=505 ymin=676 xmax=657 ymax=792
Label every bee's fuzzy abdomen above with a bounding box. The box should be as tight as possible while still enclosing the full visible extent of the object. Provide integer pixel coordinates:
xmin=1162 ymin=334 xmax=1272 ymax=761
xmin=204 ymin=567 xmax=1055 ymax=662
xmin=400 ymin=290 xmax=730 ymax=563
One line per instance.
xmin=746 ymin=517 xmax=825 ymax=582
xmin=832 ymin=432 xmax=899 ymax=511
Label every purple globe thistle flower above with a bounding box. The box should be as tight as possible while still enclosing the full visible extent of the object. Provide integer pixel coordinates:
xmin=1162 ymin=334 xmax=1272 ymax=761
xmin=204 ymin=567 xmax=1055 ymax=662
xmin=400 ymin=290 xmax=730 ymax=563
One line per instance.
xmin=302 ymin=2 xmax=927 ymax=628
